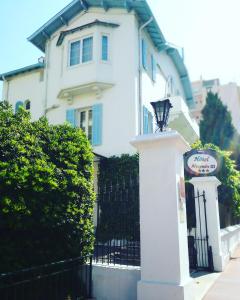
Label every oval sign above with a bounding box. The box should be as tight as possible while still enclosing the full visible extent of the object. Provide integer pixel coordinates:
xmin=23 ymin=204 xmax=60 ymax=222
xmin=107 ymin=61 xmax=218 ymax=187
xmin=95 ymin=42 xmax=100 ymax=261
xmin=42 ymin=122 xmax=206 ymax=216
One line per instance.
xmin=184 ymin=149 xmax=220 ymax=176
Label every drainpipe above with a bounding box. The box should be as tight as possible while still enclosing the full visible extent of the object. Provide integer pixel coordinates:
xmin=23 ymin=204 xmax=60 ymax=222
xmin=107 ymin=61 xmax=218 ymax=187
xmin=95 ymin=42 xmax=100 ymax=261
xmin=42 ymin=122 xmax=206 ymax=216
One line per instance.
xmin=2 ymin=75 xmax=9 ymax=102
xmin=138 ymin=17 xmax=153 ymax=135
xmin=44 ymin=41 xmax=50 ymax=116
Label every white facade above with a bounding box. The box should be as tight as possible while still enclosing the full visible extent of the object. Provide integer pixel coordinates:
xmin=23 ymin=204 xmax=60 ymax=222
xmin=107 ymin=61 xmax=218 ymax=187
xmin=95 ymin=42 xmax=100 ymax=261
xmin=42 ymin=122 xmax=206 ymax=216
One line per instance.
xmin=1 ymin=1 xmax=198 ymax=157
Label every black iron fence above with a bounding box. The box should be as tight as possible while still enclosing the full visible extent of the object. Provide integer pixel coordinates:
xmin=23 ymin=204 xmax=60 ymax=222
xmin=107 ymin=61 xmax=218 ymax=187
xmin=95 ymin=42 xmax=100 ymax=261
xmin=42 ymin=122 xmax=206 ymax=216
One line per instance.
xmin=187 ymin=190 xmax=214 ymax=272
xmin=94 ymin=177 xmax=140 ymax=266
xmin=0 ymin=256 xmax=92 ymax=300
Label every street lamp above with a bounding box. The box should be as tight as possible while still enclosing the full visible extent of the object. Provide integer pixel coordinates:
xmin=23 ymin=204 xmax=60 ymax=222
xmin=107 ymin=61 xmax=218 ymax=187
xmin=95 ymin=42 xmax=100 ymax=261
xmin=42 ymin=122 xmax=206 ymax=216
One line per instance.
xmin=150 ymin=99 xmax=173 ymax=132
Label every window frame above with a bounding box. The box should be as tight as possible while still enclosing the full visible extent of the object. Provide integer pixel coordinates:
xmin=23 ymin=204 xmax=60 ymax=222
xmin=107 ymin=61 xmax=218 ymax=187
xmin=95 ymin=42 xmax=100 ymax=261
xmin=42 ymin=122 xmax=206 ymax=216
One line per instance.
xmin=24 ymin=99 xmax=31 ymax=111
xmin=77 ymin=107 xmax=93 ymax=141
xmin=101 ymin=34 xmax=110 ymax=62
xmin=68 ymin=34 xmax=94 ymax=67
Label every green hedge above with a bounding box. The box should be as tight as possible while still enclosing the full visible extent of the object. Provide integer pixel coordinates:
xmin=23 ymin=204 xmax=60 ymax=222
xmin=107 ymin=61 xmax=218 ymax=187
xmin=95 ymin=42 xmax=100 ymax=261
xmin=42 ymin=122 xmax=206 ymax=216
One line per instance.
xmin=0 ymin=102 xmax=95 ymax=273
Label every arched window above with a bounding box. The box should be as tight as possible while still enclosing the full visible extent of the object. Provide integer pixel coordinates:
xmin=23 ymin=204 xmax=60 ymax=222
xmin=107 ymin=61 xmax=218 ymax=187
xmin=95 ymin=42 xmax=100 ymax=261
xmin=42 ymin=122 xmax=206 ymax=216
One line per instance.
xmin=24 ymin=100 xmax=31 ymax=111
xmin=15 ymin=101 xmax=24 ymax=113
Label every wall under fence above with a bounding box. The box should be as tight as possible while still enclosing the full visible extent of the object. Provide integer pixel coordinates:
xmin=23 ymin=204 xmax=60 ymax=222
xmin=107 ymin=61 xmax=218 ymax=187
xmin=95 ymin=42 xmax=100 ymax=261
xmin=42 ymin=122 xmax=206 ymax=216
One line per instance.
xmin=92 ymin=263 xmax=140 ymax=300
xmin=221 ymin=224 xmax=240 ymax=270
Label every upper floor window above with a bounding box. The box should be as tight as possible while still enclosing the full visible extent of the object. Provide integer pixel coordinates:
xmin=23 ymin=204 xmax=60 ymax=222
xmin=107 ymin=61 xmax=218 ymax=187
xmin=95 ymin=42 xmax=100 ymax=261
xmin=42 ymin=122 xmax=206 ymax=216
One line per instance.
xmin=69 ymin=36 xmax=93 ymax=66
xmin=102 ymin=35 xmax=108 ymax=61
xmin=70 ymin=41 xmax=81 ymax=66
xmin=82 ymin=37 xmax=93 ymax=63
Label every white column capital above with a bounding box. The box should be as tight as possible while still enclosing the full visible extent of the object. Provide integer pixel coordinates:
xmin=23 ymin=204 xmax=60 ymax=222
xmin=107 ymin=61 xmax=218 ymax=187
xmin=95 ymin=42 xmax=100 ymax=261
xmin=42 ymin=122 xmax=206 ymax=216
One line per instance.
xmin=189 ymin=176 xmax=221 ymax=187
xmin=131 ymin=130 xmax=190 ymax=154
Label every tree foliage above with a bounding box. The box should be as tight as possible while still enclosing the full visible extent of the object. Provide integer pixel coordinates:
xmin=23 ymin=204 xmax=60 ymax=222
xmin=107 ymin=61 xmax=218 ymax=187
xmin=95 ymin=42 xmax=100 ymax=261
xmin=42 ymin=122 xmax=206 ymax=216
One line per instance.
xmin=0 ymin=102 xmax=95 ymax=273
xmin=191 ymin=140 xmax=240 ymax=215
xmin=200 ymin=91 xmax=235 ymax=150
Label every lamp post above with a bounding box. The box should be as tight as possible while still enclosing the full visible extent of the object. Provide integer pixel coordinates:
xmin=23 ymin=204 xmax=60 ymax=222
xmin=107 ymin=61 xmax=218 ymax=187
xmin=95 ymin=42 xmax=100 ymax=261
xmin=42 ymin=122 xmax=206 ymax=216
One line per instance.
xmin=150 ymin=99 xmax=173 ymax=132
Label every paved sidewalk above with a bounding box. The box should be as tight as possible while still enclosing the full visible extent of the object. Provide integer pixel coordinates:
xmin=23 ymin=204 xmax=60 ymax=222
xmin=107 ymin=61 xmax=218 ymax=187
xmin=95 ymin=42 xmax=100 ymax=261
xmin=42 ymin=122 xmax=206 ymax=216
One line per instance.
xmin=203 ymin=246 xmax=240 ymax=300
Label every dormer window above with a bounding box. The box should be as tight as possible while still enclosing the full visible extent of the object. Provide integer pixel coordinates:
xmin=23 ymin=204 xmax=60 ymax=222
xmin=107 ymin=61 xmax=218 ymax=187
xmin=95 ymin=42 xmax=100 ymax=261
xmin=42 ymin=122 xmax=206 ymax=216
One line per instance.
xmin=69 ymin=36 xmax=93 ymax=66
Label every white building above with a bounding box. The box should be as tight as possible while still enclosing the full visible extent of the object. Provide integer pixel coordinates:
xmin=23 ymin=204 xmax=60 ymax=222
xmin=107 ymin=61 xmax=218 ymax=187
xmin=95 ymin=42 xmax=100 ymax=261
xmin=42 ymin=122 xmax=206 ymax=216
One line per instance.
xmin=191 ymin=78 xmax=240 ymax=134
xmin=0 ymin=0 xmax=198 ymax=157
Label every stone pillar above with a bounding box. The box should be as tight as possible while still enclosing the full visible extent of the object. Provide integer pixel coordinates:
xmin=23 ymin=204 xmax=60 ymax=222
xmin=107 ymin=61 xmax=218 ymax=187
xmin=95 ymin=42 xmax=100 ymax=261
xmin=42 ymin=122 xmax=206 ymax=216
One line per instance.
xmin=131 ymin=130 xmax=194 ymax=300
xmin=189 ymin=177 xmax=223 ymax=271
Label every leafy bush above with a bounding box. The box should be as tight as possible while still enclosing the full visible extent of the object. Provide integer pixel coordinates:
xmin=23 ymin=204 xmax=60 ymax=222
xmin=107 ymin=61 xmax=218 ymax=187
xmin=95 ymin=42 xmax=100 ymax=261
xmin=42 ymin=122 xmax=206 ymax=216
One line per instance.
xmin=0 ymin=102 xmax=95 ymax=273
xmin=190 ymin=140 xmax=240 ymax=215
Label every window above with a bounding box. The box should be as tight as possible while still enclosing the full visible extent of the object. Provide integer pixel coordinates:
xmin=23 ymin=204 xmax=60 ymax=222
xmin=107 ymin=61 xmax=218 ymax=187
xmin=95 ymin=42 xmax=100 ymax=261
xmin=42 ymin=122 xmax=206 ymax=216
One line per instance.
xmin=143 ymin=106 xmax=153 ymax=134
xmin=15 ymin=100 xmax=30 ymax=113
xmin=25 ymin=100 xmax=31 ymax=111
xmin=66 ymin=104 xmax=102 ymax=146
xmin=79 ymin=108 xmax=93 ymax=141
xmin=15 ymin=101 xmax=23 ymax=113
xmin=69 ymin=36 xmax=93 ymax=66
xmin=102 ymin=35 xmax=108 ymax=61
xmin=82 ymin=37 xmax=93 ymax=63
xmin=70 ymin=40 xmax=81 ymax=66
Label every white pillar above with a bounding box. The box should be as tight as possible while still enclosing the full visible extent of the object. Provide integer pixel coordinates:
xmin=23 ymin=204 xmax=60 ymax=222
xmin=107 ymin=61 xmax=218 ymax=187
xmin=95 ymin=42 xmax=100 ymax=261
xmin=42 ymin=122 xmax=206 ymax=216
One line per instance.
xmin=189 ymin=177 xmax=223 ymax=271
xmin=131 ymin=131 xmax=194 ymax=300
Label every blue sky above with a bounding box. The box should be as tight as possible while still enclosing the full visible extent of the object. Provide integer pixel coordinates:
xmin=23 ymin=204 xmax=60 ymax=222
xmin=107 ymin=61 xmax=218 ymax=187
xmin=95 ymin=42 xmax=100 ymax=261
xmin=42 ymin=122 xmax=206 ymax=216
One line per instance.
xmin=1 ymin=0 xmax=240 ymax=95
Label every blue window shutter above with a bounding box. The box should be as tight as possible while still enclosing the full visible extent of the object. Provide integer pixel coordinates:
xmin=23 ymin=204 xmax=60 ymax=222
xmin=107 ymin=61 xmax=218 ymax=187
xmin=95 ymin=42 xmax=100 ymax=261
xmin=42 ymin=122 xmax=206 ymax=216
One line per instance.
xmin=92 ymin=104 xmax=103 ymax=146
xmin=143 ymin=106 xmax=149 ymax=134
xmin=142 ymin=39 xmax=147 ymax=70
xmin=15 ymin=101 xmax=23 ymax=113
xmin=151 ymin=55 xmax=156 ymax=81
xmin=66 ymin=109 xmax=76 ymax=127
xmin=149 ymin=112 xmax=153 ymax=133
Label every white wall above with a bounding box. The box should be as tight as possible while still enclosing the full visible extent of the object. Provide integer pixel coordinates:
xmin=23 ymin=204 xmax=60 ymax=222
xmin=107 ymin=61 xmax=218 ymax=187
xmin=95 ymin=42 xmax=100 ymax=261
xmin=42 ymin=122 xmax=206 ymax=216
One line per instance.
xmin=2 ymin=70 xmax=45 ymax=121
xmin=221 ymin=225 xmax=240 ymax=269
xmin=45 ymin=8 xmax=138 ymax=157
xmin=92 ymin=264 xmax=140 ymax=300
xmin=2 ymin=7 xmax=193 ymax=157
xmin=140 ymin=31 xmax=186 ymax=116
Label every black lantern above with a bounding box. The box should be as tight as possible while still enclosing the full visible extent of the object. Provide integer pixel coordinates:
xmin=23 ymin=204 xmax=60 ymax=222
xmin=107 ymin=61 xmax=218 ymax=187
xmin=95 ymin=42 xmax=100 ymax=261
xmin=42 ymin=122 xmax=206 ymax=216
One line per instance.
xmin=150 ymin=99 xmax=173 ymax=132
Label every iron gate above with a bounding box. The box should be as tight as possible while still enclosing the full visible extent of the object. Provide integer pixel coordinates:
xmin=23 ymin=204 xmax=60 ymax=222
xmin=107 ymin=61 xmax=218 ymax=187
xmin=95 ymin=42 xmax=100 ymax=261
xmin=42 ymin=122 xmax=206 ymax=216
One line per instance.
xmin=94 ymin=177 xmax=140 ymax=266
xmin=186 ymin=186 xmax=214 ymax=272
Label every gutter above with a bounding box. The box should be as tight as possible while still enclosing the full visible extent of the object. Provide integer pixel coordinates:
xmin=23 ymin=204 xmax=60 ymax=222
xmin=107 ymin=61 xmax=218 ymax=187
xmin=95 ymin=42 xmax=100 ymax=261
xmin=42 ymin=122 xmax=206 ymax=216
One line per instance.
xmin=138 ymin=17 xmax=153 ymax=135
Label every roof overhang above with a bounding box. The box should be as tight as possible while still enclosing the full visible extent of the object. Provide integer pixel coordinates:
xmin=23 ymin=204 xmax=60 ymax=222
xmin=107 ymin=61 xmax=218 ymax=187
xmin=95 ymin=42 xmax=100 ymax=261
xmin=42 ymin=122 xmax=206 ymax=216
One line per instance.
xmin=57 ymin=19 xmax=119 ymax=46
xmin=166 ymin=47 xmax=194 ymax=108
xmin=28 ymin=0 xmax=167 ymax=52
xmin=26 ymin=0 xmax=193 ymax=108
xmin=0 ymin=63 xmax=44 ymax=81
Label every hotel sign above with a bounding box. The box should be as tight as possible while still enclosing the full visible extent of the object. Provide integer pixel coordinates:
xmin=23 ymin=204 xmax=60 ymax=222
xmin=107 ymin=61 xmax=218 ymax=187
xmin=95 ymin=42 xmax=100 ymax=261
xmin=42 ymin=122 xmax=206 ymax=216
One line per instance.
xmin=184 ymin=149 xmax=220 ymax=176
